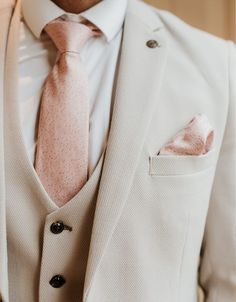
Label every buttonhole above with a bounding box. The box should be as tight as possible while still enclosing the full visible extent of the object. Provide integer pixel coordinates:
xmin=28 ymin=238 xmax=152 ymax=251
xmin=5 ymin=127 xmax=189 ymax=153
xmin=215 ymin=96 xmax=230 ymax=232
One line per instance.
xmin=64 ymin=225 xmax=73 ymax=232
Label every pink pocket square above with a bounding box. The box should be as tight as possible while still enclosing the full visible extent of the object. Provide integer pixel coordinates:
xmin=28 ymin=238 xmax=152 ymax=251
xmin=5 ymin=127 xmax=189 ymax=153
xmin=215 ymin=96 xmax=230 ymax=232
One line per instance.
xmin=158 ymin=114 xmax=214 ymax=156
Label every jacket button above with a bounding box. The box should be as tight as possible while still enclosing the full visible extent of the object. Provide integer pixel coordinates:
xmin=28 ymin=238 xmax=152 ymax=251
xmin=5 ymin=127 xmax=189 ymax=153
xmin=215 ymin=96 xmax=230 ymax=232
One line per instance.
xmin=49 ymin=275 xmax=66 ymax=288
xmin=146 ymin=39 xmax=159 ymax=48
xmin=50 ymin=221 xmax=65 ymax=234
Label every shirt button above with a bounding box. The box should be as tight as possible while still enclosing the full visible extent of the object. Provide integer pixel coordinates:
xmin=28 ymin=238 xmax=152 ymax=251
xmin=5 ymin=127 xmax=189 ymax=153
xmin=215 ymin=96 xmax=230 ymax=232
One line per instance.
xmin=50 ymin=221 xmax=65 ymax=234
xmin=49 ymin=275 xmax=66 ymax=288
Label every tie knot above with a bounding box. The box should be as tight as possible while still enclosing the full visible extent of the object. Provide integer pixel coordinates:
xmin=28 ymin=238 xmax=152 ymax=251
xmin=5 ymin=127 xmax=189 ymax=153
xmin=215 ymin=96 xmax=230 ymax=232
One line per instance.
xmin=45 ymin=19 xmax=100 ymax=54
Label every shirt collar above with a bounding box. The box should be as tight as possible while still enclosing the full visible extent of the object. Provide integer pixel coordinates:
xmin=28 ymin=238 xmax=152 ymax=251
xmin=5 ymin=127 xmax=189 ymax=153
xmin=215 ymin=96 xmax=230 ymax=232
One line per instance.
xmin=21 ymin=0 xmax=128 ymax=42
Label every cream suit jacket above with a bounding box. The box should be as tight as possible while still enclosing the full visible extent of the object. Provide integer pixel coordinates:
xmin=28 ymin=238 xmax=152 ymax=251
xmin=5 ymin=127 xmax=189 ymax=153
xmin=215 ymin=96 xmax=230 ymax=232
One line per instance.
xmin=0 ymin=0 xmax=236 ymax=301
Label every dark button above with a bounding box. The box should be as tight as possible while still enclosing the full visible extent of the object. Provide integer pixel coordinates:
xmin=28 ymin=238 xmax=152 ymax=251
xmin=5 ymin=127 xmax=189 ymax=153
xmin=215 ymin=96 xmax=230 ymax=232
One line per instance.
xmin=146 ymin=39 xmax=159 ymax=48
xmin=49 ymin=275 xmax=66 ymax=288
xmin=50 ymin=221 xmax=65 ymax=234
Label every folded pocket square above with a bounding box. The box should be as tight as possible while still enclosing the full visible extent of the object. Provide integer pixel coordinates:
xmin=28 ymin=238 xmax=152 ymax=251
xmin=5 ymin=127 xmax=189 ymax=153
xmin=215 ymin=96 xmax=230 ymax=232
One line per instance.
xmin=158 ymin=113 xmax=214 ymax=156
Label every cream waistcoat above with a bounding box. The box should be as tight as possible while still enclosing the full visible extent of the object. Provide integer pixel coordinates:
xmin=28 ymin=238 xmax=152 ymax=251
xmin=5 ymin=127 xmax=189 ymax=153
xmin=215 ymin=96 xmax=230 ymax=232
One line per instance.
xmin=5 ymin=68 xmax=106 ymax=301
xmin=5 ymin=83 xmax=106 ymax=301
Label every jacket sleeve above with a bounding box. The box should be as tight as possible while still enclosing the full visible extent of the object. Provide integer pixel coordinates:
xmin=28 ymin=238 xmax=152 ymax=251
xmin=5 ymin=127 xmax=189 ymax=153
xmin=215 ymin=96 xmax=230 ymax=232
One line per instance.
xmin=199 ymin=40 xmax=236 ymax=301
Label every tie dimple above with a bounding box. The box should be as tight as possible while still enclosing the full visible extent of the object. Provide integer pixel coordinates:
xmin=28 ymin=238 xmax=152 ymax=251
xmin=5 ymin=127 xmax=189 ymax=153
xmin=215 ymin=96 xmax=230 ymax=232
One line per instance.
xmin=35 ymin=20 xmax=100 ymax=207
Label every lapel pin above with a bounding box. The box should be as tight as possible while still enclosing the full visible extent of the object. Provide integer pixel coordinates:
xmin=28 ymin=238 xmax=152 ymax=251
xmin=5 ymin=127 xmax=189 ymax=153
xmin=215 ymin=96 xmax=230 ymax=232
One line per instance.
xmin=146 ymin=40 xmax=160 ymax=48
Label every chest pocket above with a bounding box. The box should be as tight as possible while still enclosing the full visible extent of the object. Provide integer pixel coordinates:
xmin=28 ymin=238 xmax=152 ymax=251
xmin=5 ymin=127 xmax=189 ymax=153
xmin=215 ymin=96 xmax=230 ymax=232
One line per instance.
xmin=149 ymin=148 xmax=216 ymax=176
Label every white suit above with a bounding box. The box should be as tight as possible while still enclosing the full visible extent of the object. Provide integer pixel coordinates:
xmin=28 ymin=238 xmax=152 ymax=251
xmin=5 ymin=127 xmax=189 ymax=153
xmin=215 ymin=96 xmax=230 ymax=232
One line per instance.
xmin=0 ymin=0 xmax=235 ymax=301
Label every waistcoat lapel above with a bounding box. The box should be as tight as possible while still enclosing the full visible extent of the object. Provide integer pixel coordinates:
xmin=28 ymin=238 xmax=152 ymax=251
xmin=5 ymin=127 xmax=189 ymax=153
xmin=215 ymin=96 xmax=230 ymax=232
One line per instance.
xmin=0 ymin=1 xmax=17 ymax=301
xmin=84 ymin=0 xmax=170 ymax=299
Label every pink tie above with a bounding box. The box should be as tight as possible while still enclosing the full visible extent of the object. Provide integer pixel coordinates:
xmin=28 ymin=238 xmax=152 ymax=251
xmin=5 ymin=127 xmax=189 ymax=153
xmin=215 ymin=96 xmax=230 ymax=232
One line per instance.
xmin=35 ymin=19 xmax=100 ymax=207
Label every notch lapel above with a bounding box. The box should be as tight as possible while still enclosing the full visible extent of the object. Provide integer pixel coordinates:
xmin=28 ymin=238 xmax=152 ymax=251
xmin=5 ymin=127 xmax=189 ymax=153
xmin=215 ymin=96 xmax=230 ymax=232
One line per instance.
xmin=84 ymin=1 xmax=170 ymax=299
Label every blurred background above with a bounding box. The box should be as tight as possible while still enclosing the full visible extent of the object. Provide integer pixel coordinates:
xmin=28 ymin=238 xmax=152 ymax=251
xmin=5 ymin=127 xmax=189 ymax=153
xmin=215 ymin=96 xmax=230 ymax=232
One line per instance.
xmin=143 ymin=1 xmax=235 ymax=301
xmin=144 ymin=0 xmax=236 ymax=42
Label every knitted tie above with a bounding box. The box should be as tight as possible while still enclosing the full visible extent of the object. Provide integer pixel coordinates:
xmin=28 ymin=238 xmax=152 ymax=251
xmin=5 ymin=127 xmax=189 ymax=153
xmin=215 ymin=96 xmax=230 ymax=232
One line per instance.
xmin=35 ymin=19 xmax=100 ymax=207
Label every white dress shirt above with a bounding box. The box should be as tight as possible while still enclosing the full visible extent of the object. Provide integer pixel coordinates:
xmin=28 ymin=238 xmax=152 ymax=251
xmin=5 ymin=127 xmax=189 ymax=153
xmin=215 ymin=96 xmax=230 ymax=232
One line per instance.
xmin=18 ymin=0 xmax=127 ymax=177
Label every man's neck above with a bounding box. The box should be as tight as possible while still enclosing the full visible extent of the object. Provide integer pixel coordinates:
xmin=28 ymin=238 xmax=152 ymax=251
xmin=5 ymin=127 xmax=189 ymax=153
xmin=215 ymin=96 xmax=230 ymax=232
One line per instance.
xmin=51 ymin=0 xmax=101 ymax=14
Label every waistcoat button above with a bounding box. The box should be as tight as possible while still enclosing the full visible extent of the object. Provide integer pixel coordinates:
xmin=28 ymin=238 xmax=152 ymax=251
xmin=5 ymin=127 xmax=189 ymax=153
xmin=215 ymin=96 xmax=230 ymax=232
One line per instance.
xmin=49 ymin=275 xmax=66 ymax=288
xmin=50 ymin=221 xmax=65 ymax=234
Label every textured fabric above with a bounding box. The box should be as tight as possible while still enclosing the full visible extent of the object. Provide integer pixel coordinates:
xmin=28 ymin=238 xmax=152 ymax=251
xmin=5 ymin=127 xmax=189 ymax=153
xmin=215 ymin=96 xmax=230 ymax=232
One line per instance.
xmin=1 ymin=0 xmax=236 ymax=302
xmin=35 ymin=20 xmax=100 ymax=206
xmin=5 ymin=104 xmax=105 ymax=302
xmin=158 ymin=113 xmax=214 ymax=155
xmin=18 ymin=0 xmax=125 ymax=177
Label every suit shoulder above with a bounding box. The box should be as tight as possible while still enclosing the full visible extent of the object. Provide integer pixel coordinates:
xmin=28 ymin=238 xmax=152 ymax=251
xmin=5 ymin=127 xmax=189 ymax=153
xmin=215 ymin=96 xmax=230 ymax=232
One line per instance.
xmin=139 ymin=0 xmax=230 ymax=52
xmin=137 ymin=1 xmax=235 ymax=103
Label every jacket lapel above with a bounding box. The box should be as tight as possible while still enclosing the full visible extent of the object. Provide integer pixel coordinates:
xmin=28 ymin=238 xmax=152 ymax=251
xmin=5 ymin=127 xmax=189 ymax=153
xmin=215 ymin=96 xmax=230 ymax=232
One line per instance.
xmin=84 ymin=0 xmax=170 ymax=299
xmin=0 ymin=1 xmax=17 ymax=301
